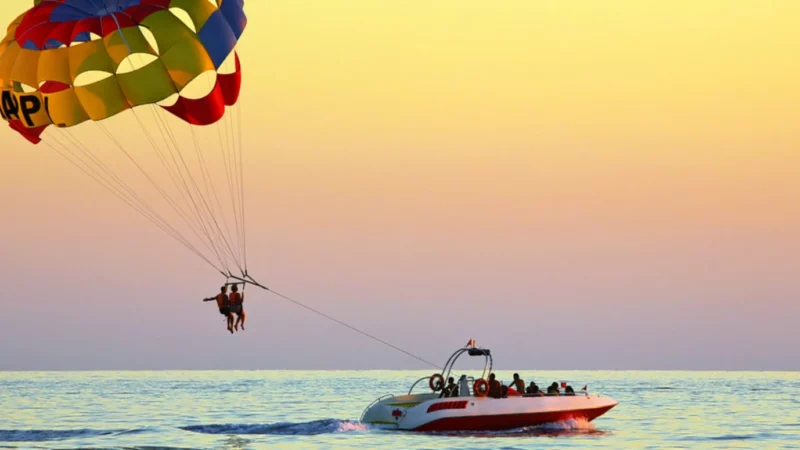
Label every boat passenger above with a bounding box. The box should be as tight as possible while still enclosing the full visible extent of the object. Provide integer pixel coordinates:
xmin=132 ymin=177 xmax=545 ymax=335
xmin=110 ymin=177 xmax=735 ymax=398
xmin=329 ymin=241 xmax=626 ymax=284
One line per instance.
xmin=440 ymin=377 xmax=459 ymax=398
xmin=229 ymin=284 xmax=246 ymax=331
xmin=526 ymin=381 xmax=543 ymax=395
xmin=510 ymin=373 xmax=525 ymax=394
xmin=488 ymin=373 xmax=502 ymax=399
xmin=547 ymin=382 xmax=561 ymax=396
xmin=565 ymin=385 xmax=575 ymax=396
xmin=204 ymin=286 xmax=233 ymax=334
xmin=458 ymin=375 xmax=470 ymax=397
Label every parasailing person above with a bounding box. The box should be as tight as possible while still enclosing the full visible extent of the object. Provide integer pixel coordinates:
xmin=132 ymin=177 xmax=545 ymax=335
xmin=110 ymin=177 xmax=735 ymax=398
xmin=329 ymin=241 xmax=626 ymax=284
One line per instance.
xmin=204 ymin=286 xmax=233 ymax=334
xmin=229 ymin=283 xmax=246 ymax=331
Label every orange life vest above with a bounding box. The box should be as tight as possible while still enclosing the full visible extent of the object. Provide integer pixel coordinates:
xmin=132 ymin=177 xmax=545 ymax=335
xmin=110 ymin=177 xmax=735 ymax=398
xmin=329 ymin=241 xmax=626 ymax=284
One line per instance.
xmin=230 ymin=292 xmax=243 ymax=306
xmin=216 ymin=293 xmax=229 ymax=308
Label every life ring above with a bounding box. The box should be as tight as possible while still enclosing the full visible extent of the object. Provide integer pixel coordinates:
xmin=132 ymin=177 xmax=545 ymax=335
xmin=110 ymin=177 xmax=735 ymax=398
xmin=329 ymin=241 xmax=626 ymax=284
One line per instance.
xmin=429 ymin=373 xmax=445 ymax=392
xmin=473 ymin=378 xmax=489 ymax=397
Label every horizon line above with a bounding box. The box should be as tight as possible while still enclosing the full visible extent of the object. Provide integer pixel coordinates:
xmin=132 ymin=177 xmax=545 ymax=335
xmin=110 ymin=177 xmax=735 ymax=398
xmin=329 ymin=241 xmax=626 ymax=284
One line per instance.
xmin=1 ymin=368 xmax=798 ymax=373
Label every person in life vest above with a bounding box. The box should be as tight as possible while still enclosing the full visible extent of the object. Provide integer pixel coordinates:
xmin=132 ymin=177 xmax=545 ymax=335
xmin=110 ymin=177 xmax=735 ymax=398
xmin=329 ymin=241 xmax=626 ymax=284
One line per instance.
xmin=204 ymin=286 xmax=233 ymax=333
xmin=229 ymin=284 xmax=246 ymax=332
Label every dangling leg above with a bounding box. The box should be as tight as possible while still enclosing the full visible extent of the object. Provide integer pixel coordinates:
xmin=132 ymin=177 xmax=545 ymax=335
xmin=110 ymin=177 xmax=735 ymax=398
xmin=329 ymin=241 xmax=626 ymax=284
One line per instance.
xmin=240 ymin=310 xmax=246 ymax=331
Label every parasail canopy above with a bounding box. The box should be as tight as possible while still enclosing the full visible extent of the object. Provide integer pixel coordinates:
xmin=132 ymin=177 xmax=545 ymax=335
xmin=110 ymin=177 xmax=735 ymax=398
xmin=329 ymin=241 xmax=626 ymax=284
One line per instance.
xmin=1 ymin=0 xmax=251 ymax=277
xmin=1 ymin=0 xmax=246 ymax=141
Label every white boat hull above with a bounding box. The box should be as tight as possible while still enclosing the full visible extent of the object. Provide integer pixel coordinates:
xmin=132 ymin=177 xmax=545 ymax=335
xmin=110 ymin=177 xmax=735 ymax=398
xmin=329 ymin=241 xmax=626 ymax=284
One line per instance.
xmin=362 ymin=393 xmax=618 ymax=432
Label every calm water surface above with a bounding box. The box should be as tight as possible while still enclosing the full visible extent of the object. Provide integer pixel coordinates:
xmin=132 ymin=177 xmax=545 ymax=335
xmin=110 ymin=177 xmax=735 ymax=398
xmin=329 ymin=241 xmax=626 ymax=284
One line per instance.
xmin=1 ymin=370 xmax=798 ymax=449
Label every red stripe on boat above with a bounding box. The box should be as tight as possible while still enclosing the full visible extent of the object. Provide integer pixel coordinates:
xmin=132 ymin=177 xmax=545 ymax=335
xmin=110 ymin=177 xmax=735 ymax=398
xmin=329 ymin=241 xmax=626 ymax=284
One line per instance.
xmin=415 ymin=404 xmax=615 ymax=432
xmin=426 ymin=401 xmax=468 ymax=413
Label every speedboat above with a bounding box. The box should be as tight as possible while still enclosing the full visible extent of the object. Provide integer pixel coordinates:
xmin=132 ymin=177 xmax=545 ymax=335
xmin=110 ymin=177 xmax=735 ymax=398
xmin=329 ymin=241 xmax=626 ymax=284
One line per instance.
xmin=361 ymin=343 xmax=618 ymax=432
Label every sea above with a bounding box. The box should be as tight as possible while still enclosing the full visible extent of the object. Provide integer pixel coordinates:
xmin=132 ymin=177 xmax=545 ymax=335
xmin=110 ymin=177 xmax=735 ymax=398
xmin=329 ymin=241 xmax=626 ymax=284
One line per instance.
xmin=1 ymin=370 xmax=798 ymax=449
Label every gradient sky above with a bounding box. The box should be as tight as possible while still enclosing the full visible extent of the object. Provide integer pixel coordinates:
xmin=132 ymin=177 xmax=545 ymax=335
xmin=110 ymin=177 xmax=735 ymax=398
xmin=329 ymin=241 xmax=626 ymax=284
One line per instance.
xmin=1 ymin=1 xmax=799 ymax=371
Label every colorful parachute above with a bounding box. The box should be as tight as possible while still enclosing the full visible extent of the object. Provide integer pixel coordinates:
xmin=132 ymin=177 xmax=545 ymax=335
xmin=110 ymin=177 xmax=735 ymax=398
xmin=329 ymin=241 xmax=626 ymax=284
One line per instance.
xmin=0 ymin=1 xmax=251 ymax=277
xmin=1 ymin=0 xmax=246 ymax=143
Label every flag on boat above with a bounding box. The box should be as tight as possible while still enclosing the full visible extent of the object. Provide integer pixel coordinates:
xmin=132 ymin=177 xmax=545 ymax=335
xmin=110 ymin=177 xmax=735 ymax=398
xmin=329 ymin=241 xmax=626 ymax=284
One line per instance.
xmin=561 ymin=382 xmax=567 ymax=389
xmin=582 ymin=385 xmax=588 ymax=391
xmin=466 ymin=339 xmax=476 ymax=348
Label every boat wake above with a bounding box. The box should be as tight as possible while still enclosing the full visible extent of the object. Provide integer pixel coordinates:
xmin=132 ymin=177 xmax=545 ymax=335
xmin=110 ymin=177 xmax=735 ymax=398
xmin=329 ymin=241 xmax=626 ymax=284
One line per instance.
xmin=181 ymin=418 xmax=601 ymax=438
xmin=533 ymin=417 xmax=599 ymax=433
xmin=181 ymin=419 xmax=369 ymax=436
xmin=428 ymin=418 xmax=604 ymax=438
xmin=0 ymin=428 xmax=144 ymax=442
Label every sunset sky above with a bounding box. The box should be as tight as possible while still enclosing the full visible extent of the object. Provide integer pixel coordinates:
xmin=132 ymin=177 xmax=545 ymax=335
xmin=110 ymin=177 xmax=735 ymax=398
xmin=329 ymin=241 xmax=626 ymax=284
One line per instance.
xmin=1 ymin=1 xmax=799 ymax=370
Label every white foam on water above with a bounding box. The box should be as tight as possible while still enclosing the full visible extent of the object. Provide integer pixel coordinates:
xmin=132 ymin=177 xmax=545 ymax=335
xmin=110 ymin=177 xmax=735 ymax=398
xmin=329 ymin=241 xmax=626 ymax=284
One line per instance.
xmin=181 ymin=419 xmax=369 ymax=436
xmin=535 ymin=417 xmax=597 ymax=432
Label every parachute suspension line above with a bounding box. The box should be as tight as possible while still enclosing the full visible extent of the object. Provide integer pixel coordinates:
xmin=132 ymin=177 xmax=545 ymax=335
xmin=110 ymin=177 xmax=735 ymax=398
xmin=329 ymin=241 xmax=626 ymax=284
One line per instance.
xmin=94 ymin=120 xmax=186 ymax=224
xmin=107 ymin=12 xmax=132 ymax=53
xmin=144 ymin=107 xmax=234 ymax=274
xmin=56 ymin=127 xmax=155 ymax=218
xmin=146 ymin=109 xmax=229 ymax=269
xmin=150 ymin=106 xmax=245 ymax=274
xmin=55 ymin=127 xmax=218 ymax=264
xmin=212 ymin=85 xmax=244 ymax=273
xmin=42 ymin=137 xmax=224 ymax=274
xmin=186 ymin=123 xmax=242 ymax=272
xmin=230 ymin=102 xmax=247 ymax=271
xmin=150 ymin=106 xmax=243 ymax=273
xmin=235 ymin=102 xmax=248 ymax=271
xmin=223 ymin=101 xmax=244 ymax=270
xmin=46 ymin=132 xmax=150 ymax=221
xmin=129 ymin=109 xmax=205 ymax=233
xmin=88 ymin=8 xmax=228 ymax=275
xmin=129 ymin=109 xmax=234 ymax=267
xmin=101 ymin=11 xmax=230 ymax=273
xmin=103 ymin=6 xmax=207 ymax=242
xmin=97 ymin=117 xmax=204 ymax=244
xmin=204 ymin=68 xmax=245 ymax=273
xmin=237 ymin=279 xmax=440 ymax=369
xmin=93 ymin=120 xmax=229 ymax=271
xmin=222 ymin=105 xmax=242 ymax=267
xmin=91 ymin=121 xmax=230 ymax=273
xmin=49 ymin=129 xmax=171 ymax=237
xmin=94 ymin=13 xmax=217 ymax=264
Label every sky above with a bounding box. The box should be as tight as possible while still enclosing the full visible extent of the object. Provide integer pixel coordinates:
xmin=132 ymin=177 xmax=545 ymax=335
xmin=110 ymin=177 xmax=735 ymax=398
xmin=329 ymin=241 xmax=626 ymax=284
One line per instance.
xmin=1 ymin=1 xmax=799 ymax=371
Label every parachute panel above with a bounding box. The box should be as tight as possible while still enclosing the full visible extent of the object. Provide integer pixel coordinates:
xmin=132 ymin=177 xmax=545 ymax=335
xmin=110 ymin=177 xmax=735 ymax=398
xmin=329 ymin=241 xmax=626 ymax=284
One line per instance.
xmin=197 ymin=9 xmax=239 ymax=69
xmin=37 ymin=47 xmax=72 ymax=86
xmin=220 ymin=0 xmax=247 ymax=39
xmin=104 ymin=28 xmax=157 ymax=67
xmin=168 ymin=0 xmax=218 ymax=31
xmin=158 ymin=36 xmax=215 ymax=91
xmin=10 ymin=48 xmax=40 ymax=88
xmin=74 ymin=76 xmax=129 ymax=121
xmin=45 ymin=87 xmax=89 ymax=127
xmin=0 ymin=42 xmax=21 ymax=88
xmin=139 ymin=11 xmax=196 ymax=55
xmin=67 ymin=40 xmax=115 ymax=82
xmin=117 ymin=60 xmax=177 ymax=107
